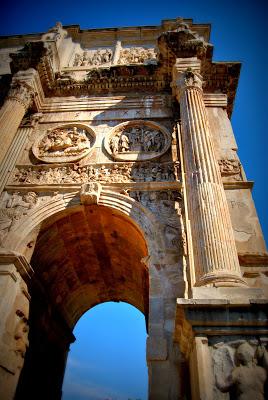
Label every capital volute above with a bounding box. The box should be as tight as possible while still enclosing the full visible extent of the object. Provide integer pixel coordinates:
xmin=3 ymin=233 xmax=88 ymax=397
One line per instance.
xmin=7 ymin=80 xmax=36 ymax=111
xmin=172 ymin=67 xmax=203 ymax=100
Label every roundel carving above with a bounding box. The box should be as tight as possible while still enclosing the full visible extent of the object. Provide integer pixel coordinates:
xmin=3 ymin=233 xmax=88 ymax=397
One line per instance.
xmin=104 ymin=120 xmax=171 ymax=161
xmin=32 ymin=124 xmax=95 ymax=163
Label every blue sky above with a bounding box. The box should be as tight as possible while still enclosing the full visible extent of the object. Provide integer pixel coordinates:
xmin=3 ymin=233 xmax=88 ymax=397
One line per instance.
xmin=1 ymin=0 xmax=267 ymax=399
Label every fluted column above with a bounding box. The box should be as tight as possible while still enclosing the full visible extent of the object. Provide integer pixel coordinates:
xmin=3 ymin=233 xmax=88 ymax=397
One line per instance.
xmin=172 ymin=59 xmax=245 ymax=287
xmin=0 ymin=79 xmax=35 ymax=164
xmin=0 ymin=114 xmax=43 ymax=194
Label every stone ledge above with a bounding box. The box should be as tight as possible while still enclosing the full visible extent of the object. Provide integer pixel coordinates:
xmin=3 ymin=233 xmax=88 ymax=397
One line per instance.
xmin=0 ymin=248 xmax=34 ymax=282
xmin=238 ymin=252 xmax=268 ymax=265
xmin=191 ymin=286 xmax=264 ymax=302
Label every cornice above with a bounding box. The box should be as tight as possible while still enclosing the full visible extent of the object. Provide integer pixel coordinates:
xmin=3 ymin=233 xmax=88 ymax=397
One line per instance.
xmin=3 ymin=20 xmax=240 ymax=117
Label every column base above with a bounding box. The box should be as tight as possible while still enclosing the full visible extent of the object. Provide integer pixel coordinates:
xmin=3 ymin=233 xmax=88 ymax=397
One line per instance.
xmin=195 ymin=271 xmax=248 ymax=287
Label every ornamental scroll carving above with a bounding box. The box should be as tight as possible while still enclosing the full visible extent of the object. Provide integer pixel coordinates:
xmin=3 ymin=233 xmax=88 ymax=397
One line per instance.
xmin=105 ymin=121 xmax=171 ymax=161
xmin=32 ymin=125 xmax=95 ymax=163
xmin=118 ymin=47 xmax=157 ymax=65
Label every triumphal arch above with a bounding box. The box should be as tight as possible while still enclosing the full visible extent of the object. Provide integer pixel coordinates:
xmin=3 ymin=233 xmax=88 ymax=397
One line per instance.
xmin=0 ymin=17 xmax=267 ymax=399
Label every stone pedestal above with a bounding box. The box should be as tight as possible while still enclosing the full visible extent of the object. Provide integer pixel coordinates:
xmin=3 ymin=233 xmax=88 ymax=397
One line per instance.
xmin=0 ymin=257 xmax=30 ymax=400
xmin=172 ymin=58 xmax=245 ymax=287
xmin=175 ymin=298 xmax=268 ymax=400
xmin=0 ymin=74 xmax=35 ymax=164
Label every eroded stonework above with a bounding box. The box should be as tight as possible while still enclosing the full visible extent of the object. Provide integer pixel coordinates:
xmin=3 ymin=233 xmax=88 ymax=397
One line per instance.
xmin=0 ymin=16 xmax=267 ymax=400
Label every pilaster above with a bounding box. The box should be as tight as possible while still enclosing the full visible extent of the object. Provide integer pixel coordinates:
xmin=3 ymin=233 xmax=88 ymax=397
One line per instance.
xmin=0 ymin=253 xmax=31 ymax=400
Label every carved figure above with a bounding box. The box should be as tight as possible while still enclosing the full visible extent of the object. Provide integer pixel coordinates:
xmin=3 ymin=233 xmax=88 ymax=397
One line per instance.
xmin=9 ymin=162 xmax=178 ymax=185
xmin=120 ymin=133 xmax=130 ymax=152
xmin=72 ymin=49 xmax=113 ymax=67
xmin=110 ymin=125 xmax=165 ymax=154
xmin=33 ymin=126 xmax=92 ymax=162
xmin=215 ymin=342 xmax=267 ymax=400
xmin=118 ymin=47 xmax=157 ymax=65
xmin=80 ymin=182 xmax=102 ymax=205
xmin=14 ymin=309 xmax=29 ymax=368
xmin=0 ymin=191 xmax=38 ymax=244
xmin=110 ymin=134 xmax=120 ymax=154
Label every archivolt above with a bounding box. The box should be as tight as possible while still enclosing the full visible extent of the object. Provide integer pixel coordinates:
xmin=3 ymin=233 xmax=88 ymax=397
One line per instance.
xmin=4 ymin=190 xmax=166 ymax=258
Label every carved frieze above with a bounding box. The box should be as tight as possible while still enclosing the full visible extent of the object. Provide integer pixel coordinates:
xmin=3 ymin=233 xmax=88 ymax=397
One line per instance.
xmin=32 ymin=124 xmax=95 ymax=163
xmin=105 ymin=121 xmax=172 ymax=161
xmin=72 ymin=49 xmax=113 ymax=67
xmin=9 ymin=162 xmax=178 ymax=185
xmin=118 ymin=47 xmax=157 ymax=65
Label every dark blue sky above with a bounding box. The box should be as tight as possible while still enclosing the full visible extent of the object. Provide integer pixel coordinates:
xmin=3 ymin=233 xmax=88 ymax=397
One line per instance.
xmin=1 ymin=1 xmax=267 ymax=399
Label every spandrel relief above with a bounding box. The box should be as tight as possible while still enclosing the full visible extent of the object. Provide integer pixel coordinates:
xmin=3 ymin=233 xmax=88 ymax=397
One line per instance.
xmin=0 ymin=191 xmax=38 ymax=245
xmin=118 ymin=46 xmax=157 ymax=65
xmin=105 ymin=121 xmax=171 ymax=161
xmin=32 ymin=125 xmax=95 ymax=163
xmin=130 ymin=190 xmax=186 ymax=253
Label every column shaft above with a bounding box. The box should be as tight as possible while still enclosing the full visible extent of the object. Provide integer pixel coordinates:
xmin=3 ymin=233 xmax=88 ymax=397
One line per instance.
xmin=0 ymin=81 xmax=34 ymax=164
xmin=173 ymin=65 xmax=245 ymax=286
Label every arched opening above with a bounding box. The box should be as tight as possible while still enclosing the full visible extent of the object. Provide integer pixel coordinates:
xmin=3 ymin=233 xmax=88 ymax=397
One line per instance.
xmin=62 ymin=302 xmax=148 ymax=400
xmin=15 ymin=204 xmax=149 ymax=400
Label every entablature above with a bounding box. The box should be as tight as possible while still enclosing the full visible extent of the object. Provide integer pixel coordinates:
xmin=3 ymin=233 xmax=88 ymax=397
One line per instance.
xmin=0 ymin=18 xmax=239 ymax=117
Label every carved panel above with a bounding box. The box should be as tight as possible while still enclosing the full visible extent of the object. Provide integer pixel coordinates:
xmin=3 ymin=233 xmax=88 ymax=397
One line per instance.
xmin=212 ymin=340 xmax=268 ymax=400
xmin=218 ymin=159 xmax=242 ymax=181
xmin=32 ymin=124 xmax=95 ymax=163
xmin=9 ymin=162 xmax=178 ymax=185
xmin=71 ymin=49 xmax=113 ymax=67
xmin=105 ymin=121 xmax=172 ymax=161
xmin=118 ymin=47 xmax=157 ymax=65
xmin=0 ymin=191 xmax=38 ymax=245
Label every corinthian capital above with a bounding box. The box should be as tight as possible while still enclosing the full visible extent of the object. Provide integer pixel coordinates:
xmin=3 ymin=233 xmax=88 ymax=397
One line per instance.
xmin=172 ymin=68 xmax=203 ymax=100
xmin=7 ymin=81 xmax=35 ymax=110
xmin=172 ymin=57 xmax=203 ymax=100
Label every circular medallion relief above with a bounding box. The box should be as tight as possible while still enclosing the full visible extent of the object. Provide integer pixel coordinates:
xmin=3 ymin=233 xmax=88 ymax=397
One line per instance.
xmin=32 ymin=124 xmax=95 ymax=163
xmin=104 ymin=120 xmax=171 ymax=161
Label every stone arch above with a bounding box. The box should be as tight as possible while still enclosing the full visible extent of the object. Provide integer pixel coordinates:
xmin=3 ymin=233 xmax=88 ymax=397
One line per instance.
xmin=3 ymin=190 xmax=166 ymax=260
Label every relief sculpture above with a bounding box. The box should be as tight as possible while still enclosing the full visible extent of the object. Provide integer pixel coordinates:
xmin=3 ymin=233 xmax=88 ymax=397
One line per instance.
xmin=218 ymin=159 xmax=242 ymax=181
xmin=0 ymin=192 xmax=38 ymax=245
xmin=106 ymin=121 xmax=171 ymax=161
xmin=72 ymin=49 xmax=113 ymax=67
xmin=213 ymin=341 xmax=268 ymax=400
xmin=118 ymin=47 xmax=157 ymax=65
xmin=9 ymin=162 xmax=177 ymax=185
xmin=32 ymin=125 xmax=94 ymax=163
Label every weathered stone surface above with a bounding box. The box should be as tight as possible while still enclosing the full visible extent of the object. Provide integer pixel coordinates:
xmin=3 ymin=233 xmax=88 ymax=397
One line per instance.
xmin=0 ymin=16 xmax=267 ymax=400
